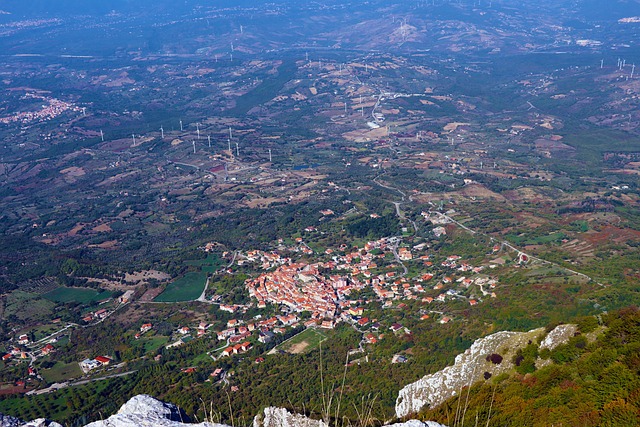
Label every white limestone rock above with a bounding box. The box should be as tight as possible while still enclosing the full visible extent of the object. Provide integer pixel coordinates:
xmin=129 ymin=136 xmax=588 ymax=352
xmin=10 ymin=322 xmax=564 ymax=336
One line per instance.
xmin=84 ymin=394 xmax=227 ymax=427
xmin=395 ymin=328 xmax=544 ymax=418
xmin=254 ymin=409 xmax=447 ymax=427
xmin=21 ymin=421 xmax=63 ymax=427
xmin=3 ymin=396 xmax=448 ymax=427
xmin=0 ymin=415 xmax=62 ymax=427
xmin=0 ymin=414 xmax=22 ymax=427
xmin=254 ymin=407 xmax=328 ymax=427
xmin=539 ymin=324 xmax=577 ymax=350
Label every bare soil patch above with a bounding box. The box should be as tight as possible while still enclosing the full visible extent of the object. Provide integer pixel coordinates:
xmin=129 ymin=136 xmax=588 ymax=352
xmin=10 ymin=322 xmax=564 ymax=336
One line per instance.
xmin=140 ymin=287 xmax=164 ymax=302
xmin=287 ymin=341 xmax=310 ymax=354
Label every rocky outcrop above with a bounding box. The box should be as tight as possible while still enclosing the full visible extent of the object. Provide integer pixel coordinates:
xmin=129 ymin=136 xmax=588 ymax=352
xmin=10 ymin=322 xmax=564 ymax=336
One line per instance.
xmin=254 ymin=407 xmax=328 ymax=427
xmin=539 ymin=324 xmax=577 ymax=350
xmin=2 ymin=396 xmax=448 ymax=427
xmin=84 ymin=394 xmax=226 ymax=427
xmin=254 ymin=409 xmax=446 ymax=427
xmin=0 ymin=414 xmax=22 ymax=427
xmin=0 ymin=417 xmax=62 ymax=427
xmin=395 ymin=324 xmax=580 ymax=418
xmin=395 ymin=328 xmax=544 ymax=418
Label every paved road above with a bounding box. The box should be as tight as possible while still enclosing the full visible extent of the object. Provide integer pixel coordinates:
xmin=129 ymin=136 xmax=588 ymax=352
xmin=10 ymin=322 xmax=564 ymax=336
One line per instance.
xmin=430 ymin=210 xmax=605 ymax=287
xmin=197 ymin=276 xmax=211 ymax=302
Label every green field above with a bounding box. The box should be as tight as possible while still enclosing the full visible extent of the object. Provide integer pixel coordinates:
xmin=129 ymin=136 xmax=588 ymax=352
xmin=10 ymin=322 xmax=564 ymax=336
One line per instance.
xmin=4 ymin=291 xmax=55 ymax=323
xmin=43 ymin=287 xmax=114 ymax=304
xmin=185 ymin=254 xmax=223 ymax=274
xmin=154 ymin=272 xmax=207 ymax=302
xmin=41 ymin=361 xmax=83 ymax=383
xmin=276 ymin=328 xmax=327 ymax=354
xmin=135 ymin=336 xmax=169 ymax=353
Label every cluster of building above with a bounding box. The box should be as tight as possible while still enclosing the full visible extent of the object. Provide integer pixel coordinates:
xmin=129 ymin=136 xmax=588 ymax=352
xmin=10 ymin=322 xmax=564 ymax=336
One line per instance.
xmin=239 ymin=236 xmax=502 ymax=326
xmin=82 ymin=308 xmax=110 ymax=323
xmin=79 ymin=355 xmax=112 ymax=373
xmin=0 ymin=93 xmax=80 ymax=124
xmin=154 ymin=236 xmax=502 ymax=360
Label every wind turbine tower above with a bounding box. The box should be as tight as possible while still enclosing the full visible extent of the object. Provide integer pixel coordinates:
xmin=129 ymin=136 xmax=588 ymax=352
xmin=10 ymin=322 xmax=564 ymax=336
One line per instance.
xmin=601 ymin=59 xmax=604 ymax=69
xmin=180 ymin=120 xmax=183 ymax=131
xmin=196 ymin=123 xmax=200 ymax=140
xmin=228 ymin=138 xmax=232 ymax=154
xmin=160 ymin=126 xmax=164 ymax=139
xmin=235 ymin=142 xmax=239 ymax=157
xmin=132 ymin=134 xmax=136 ymax=146
xmin=192 ymin=140 xmax=196 ymax=154
xmin=229 ymin=127 xmax=232 ymax=139
xmin=269 ymin=148 xmax=272 ymax=162
xmin=100 ymin=129 xmax=104 ymax=142
xmin=208 ymin=135 xmax=212 ymax=148
xmin=632 ymin=64 xmax=636 ymax=79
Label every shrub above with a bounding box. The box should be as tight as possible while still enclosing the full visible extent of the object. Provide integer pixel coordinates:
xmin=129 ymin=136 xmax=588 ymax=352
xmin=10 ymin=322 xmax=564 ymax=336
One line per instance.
xmin=486 ymin=353 xmax=503 ymax=364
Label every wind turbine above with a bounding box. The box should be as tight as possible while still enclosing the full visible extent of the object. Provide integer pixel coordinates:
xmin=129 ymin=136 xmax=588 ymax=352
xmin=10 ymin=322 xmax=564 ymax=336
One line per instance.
xmin=100 ymin=130 xmax=104 ymax=142
xmin=180 ymin=120 xmax=183 ymax=131
xmin=235 ymin=142 xmax=239 ymax=157
xmin=160 ymin=126 xmax=164 ymax=139
xmin=192 ymin=140 xmax=196 ymax=154
xmin=269 ymin=148 xmax=272 ymax=162
xmin=196 ymin=123 xmax=200 ymax=140
xmin=132 ymin=134 xmax=136 ymax=146
xmin=208 ymin=135 xmax=211 ymax=148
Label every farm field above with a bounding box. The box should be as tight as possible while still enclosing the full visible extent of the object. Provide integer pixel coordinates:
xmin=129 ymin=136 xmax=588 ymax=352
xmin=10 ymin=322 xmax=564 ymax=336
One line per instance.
xmin=43 ymin=287 xmax=114 ymax=304
xmin=41 ymin=361 xmax=83 ymax=383
xmin=154 ymin=272 xmax=207 ymax=302
xmin=135 ymin=336 xmax=169 ymax=353
xmin=185 ymin=254 xmax=223 ymax=274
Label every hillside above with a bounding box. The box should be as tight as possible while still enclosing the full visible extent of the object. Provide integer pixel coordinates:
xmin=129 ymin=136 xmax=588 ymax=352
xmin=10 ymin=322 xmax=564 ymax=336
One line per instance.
xmin=416 ymin=307 xmax=640 ymax=426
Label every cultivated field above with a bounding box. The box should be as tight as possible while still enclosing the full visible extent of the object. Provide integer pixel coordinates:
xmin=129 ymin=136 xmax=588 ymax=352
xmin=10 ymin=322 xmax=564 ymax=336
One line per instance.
xmin=154 ymin=272 xmax=207 ymax=302
xmin=43 ymin=287 xmax=114 ymax=304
